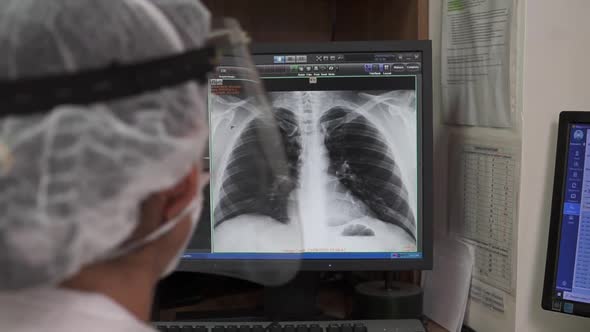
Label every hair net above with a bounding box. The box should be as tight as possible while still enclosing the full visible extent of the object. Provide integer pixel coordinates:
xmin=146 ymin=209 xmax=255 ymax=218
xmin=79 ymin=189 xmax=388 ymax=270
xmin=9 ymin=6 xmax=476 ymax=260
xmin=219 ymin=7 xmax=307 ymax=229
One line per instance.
xmin=0 ymin=0 xmax=211 ymax=290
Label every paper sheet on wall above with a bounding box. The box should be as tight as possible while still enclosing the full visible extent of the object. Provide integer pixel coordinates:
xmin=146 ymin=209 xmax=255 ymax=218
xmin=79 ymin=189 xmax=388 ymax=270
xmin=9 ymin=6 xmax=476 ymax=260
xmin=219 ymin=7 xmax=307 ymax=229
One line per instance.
xmin=469 ymin=279 xmax=506 ymax=314
xmin=448 ymin=134 xmax=520 ymax=295
xmin=442 ymin=0 xmax=515 ymax=128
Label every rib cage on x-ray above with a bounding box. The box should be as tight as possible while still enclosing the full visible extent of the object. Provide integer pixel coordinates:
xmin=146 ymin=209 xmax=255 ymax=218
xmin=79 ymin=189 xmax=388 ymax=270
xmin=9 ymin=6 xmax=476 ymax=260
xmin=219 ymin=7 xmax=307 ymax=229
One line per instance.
xmin=320 ymin=107 xmax=416 ymax=241
xmin=214 ymin=109 xmax=302 ymax=226
xmin=212 ymin=90 xmax=417 ymax=250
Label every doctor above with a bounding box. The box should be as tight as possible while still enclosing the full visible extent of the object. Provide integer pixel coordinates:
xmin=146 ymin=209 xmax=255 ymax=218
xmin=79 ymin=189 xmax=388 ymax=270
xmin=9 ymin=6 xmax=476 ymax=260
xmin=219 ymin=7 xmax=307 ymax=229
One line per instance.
xmin=0 ymin=0 xmax=213 ymax=331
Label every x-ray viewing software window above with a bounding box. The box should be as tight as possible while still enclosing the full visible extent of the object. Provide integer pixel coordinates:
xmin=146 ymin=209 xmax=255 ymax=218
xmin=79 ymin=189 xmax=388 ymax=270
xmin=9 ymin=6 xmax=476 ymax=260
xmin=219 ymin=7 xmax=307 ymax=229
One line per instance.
xmin=185 ymin=51 xmax=424 ymax=260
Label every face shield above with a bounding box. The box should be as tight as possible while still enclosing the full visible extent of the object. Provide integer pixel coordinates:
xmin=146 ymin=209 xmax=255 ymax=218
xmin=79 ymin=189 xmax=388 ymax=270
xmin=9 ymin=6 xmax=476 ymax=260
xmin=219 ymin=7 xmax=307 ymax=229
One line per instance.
xmin=0 ymin=17 xmax=301 ymax=289
xmin=177 ymin=19 xmax=304 ymax=286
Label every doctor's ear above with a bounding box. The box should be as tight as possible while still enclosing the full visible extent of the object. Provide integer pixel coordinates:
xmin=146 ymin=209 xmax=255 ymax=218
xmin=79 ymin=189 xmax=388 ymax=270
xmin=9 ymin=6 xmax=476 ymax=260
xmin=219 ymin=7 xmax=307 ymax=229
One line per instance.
xmin=161 ymin=167 xmax=201 ymax=221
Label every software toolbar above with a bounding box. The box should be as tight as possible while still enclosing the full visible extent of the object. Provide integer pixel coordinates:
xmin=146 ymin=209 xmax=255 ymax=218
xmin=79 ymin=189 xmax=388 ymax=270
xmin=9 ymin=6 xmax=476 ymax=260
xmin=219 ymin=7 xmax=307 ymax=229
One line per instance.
xmin=216 ymin=52 xmax=424 ymax=78
xmin=268 ymin=52 xmax=422 ymax=64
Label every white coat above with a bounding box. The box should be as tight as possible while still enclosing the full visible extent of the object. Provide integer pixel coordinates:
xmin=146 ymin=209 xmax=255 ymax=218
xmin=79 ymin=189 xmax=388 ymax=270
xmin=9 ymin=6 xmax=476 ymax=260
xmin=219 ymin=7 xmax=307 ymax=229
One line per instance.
xmin=0 ymin=287 xmax=155 ymax=332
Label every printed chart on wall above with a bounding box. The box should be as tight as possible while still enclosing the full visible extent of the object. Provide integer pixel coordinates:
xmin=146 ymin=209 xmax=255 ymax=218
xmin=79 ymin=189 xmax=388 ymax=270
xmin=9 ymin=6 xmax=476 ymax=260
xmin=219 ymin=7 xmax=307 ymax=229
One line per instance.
xmin=442 ymin=0 xmax=516 ymax=128
xmin=448 ymin=134 xmax=520 ymax=297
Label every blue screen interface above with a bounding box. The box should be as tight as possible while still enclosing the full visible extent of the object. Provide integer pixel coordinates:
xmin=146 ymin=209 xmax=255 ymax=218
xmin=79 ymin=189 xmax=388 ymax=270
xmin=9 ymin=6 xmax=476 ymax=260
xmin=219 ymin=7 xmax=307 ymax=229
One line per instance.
xmin=556 ymin=124 xmax=590 ymax=304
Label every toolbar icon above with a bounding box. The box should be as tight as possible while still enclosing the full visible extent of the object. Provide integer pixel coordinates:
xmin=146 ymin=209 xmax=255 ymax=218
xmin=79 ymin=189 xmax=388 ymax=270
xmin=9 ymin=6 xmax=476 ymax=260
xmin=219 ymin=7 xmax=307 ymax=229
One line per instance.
xmin=393 ymin=64 xmax=405 ymax=71
xmin=273 ymin=56 xmax=285 ymax=64
xmin=407 ymin=63 xmax=421 ymax=72
xmin=403 ymin=53 xmax=417 ymax=60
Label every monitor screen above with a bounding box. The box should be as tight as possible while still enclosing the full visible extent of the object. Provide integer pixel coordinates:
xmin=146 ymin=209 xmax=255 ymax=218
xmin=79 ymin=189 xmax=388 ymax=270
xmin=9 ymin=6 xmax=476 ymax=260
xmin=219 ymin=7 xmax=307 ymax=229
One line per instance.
xmin=550 ymin=123 xmax=590 ymax=306
xmin=181 ymin=42 xmax=432 ymax=271
xmin=543 ymin=112 xmax=590 ymax=318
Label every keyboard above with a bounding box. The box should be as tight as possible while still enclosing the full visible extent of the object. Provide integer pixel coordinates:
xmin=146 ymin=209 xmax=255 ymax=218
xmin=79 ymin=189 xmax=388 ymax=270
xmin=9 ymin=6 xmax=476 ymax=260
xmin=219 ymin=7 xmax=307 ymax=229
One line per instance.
xmin=154 ymin=320 xmax=425 ymax=332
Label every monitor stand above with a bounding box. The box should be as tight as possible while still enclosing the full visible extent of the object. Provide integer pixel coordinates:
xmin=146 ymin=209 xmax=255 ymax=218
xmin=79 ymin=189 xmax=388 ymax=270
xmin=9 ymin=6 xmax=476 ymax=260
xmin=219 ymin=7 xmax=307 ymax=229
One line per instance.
xmin=353 ymin=272 xmax=423 ymax=319
xmin=263 ymin=272 xmax=323 ymax=321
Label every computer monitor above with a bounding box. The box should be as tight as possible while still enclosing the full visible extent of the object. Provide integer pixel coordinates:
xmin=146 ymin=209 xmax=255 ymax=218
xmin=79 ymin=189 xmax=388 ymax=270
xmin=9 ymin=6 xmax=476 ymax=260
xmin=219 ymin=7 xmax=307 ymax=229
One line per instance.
xmin=179 ymin=41 xmax=433 ymax=273
xmin=543 ymin=111 xmax=590 ymax=318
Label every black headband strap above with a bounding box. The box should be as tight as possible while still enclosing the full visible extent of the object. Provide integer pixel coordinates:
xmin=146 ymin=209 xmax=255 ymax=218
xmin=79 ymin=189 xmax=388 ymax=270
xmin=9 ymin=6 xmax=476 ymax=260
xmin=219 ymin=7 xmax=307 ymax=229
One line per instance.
xmin=0 ymin=46 xmax=217 ymax=117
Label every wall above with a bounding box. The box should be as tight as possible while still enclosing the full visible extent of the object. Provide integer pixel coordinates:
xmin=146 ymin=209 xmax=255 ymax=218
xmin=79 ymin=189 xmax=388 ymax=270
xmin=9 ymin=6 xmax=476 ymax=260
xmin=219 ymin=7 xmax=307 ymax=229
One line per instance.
xmin=516 ymin=0 xmax=590 ymax=330
xmin=429 ymin=0 xmax=518 ymax=330
xmin=431 ymin=0 xmax=590 ymax=330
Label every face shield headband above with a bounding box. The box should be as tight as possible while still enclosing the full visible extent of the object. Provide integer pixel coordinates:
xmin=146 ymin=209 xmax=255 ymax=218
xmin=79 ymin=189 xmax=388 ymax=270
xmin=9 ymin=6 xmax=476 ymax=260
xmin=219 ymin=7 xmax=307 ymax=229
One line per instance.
xmin=0 ymin=45 xmax=218 ymax=117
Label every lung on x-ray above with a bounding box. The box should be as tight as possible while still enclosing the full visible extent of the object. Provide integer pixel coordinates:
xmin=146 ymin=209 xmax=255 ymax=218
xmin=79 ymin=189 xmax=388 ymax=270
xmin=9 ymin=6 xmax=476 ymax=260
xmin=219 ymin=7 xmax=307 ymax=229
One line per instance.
xmin=210 ymin=90 xmax=417 ymax=254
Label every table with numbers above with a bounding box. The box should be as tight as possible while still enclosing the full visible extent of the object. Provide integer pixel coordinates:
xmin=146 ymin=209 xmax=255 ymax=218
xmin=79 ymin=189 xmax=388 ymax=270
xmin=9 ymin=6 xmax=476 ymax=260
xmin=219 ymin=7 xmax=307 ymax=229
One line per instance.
xmin=450 ymin=141 xmax=519 ymax=294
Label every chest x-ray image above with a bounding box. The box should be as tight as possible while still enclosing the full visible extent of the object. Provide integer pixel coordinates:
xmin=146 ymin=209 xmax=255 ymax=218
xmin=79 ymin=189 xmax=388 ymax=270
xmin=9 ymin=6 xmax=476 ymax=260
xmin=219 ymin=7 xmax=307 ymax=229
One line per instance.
xmin=210 ymin=89 xmax=418 ymax=254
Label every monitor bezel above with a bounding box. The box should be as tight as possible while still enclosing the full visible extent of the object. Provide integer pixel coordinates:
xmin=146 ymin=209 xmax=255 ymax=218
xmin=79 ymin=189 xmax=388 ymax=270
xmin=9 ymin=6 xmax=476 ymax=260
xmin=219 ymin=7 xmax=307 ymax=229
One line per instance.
xmin=179 ymin=40 xmax=433 ymax=272
xmin=542 ymin=111 xmax=590 ymax=317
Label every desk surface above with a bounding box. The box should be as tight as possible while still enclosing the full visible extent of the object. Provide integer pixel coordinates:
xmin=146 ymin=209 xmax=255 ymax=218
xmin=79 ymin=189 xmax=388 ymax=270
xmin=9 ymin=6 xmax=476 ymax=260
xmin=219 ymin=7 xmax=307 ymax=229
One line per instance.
xmin=424 ymin=320 xmax=448 ymax=332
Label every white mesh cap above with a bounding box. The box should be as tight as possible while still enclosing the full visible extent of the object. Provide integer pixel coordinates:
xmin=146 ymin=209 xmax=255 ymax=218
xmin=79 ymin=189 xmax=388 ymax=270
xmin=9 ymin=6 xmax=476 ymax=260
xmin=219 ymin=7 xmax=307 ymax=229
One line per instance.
xmin=0 ymin=0 xmax=211 ymax=290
